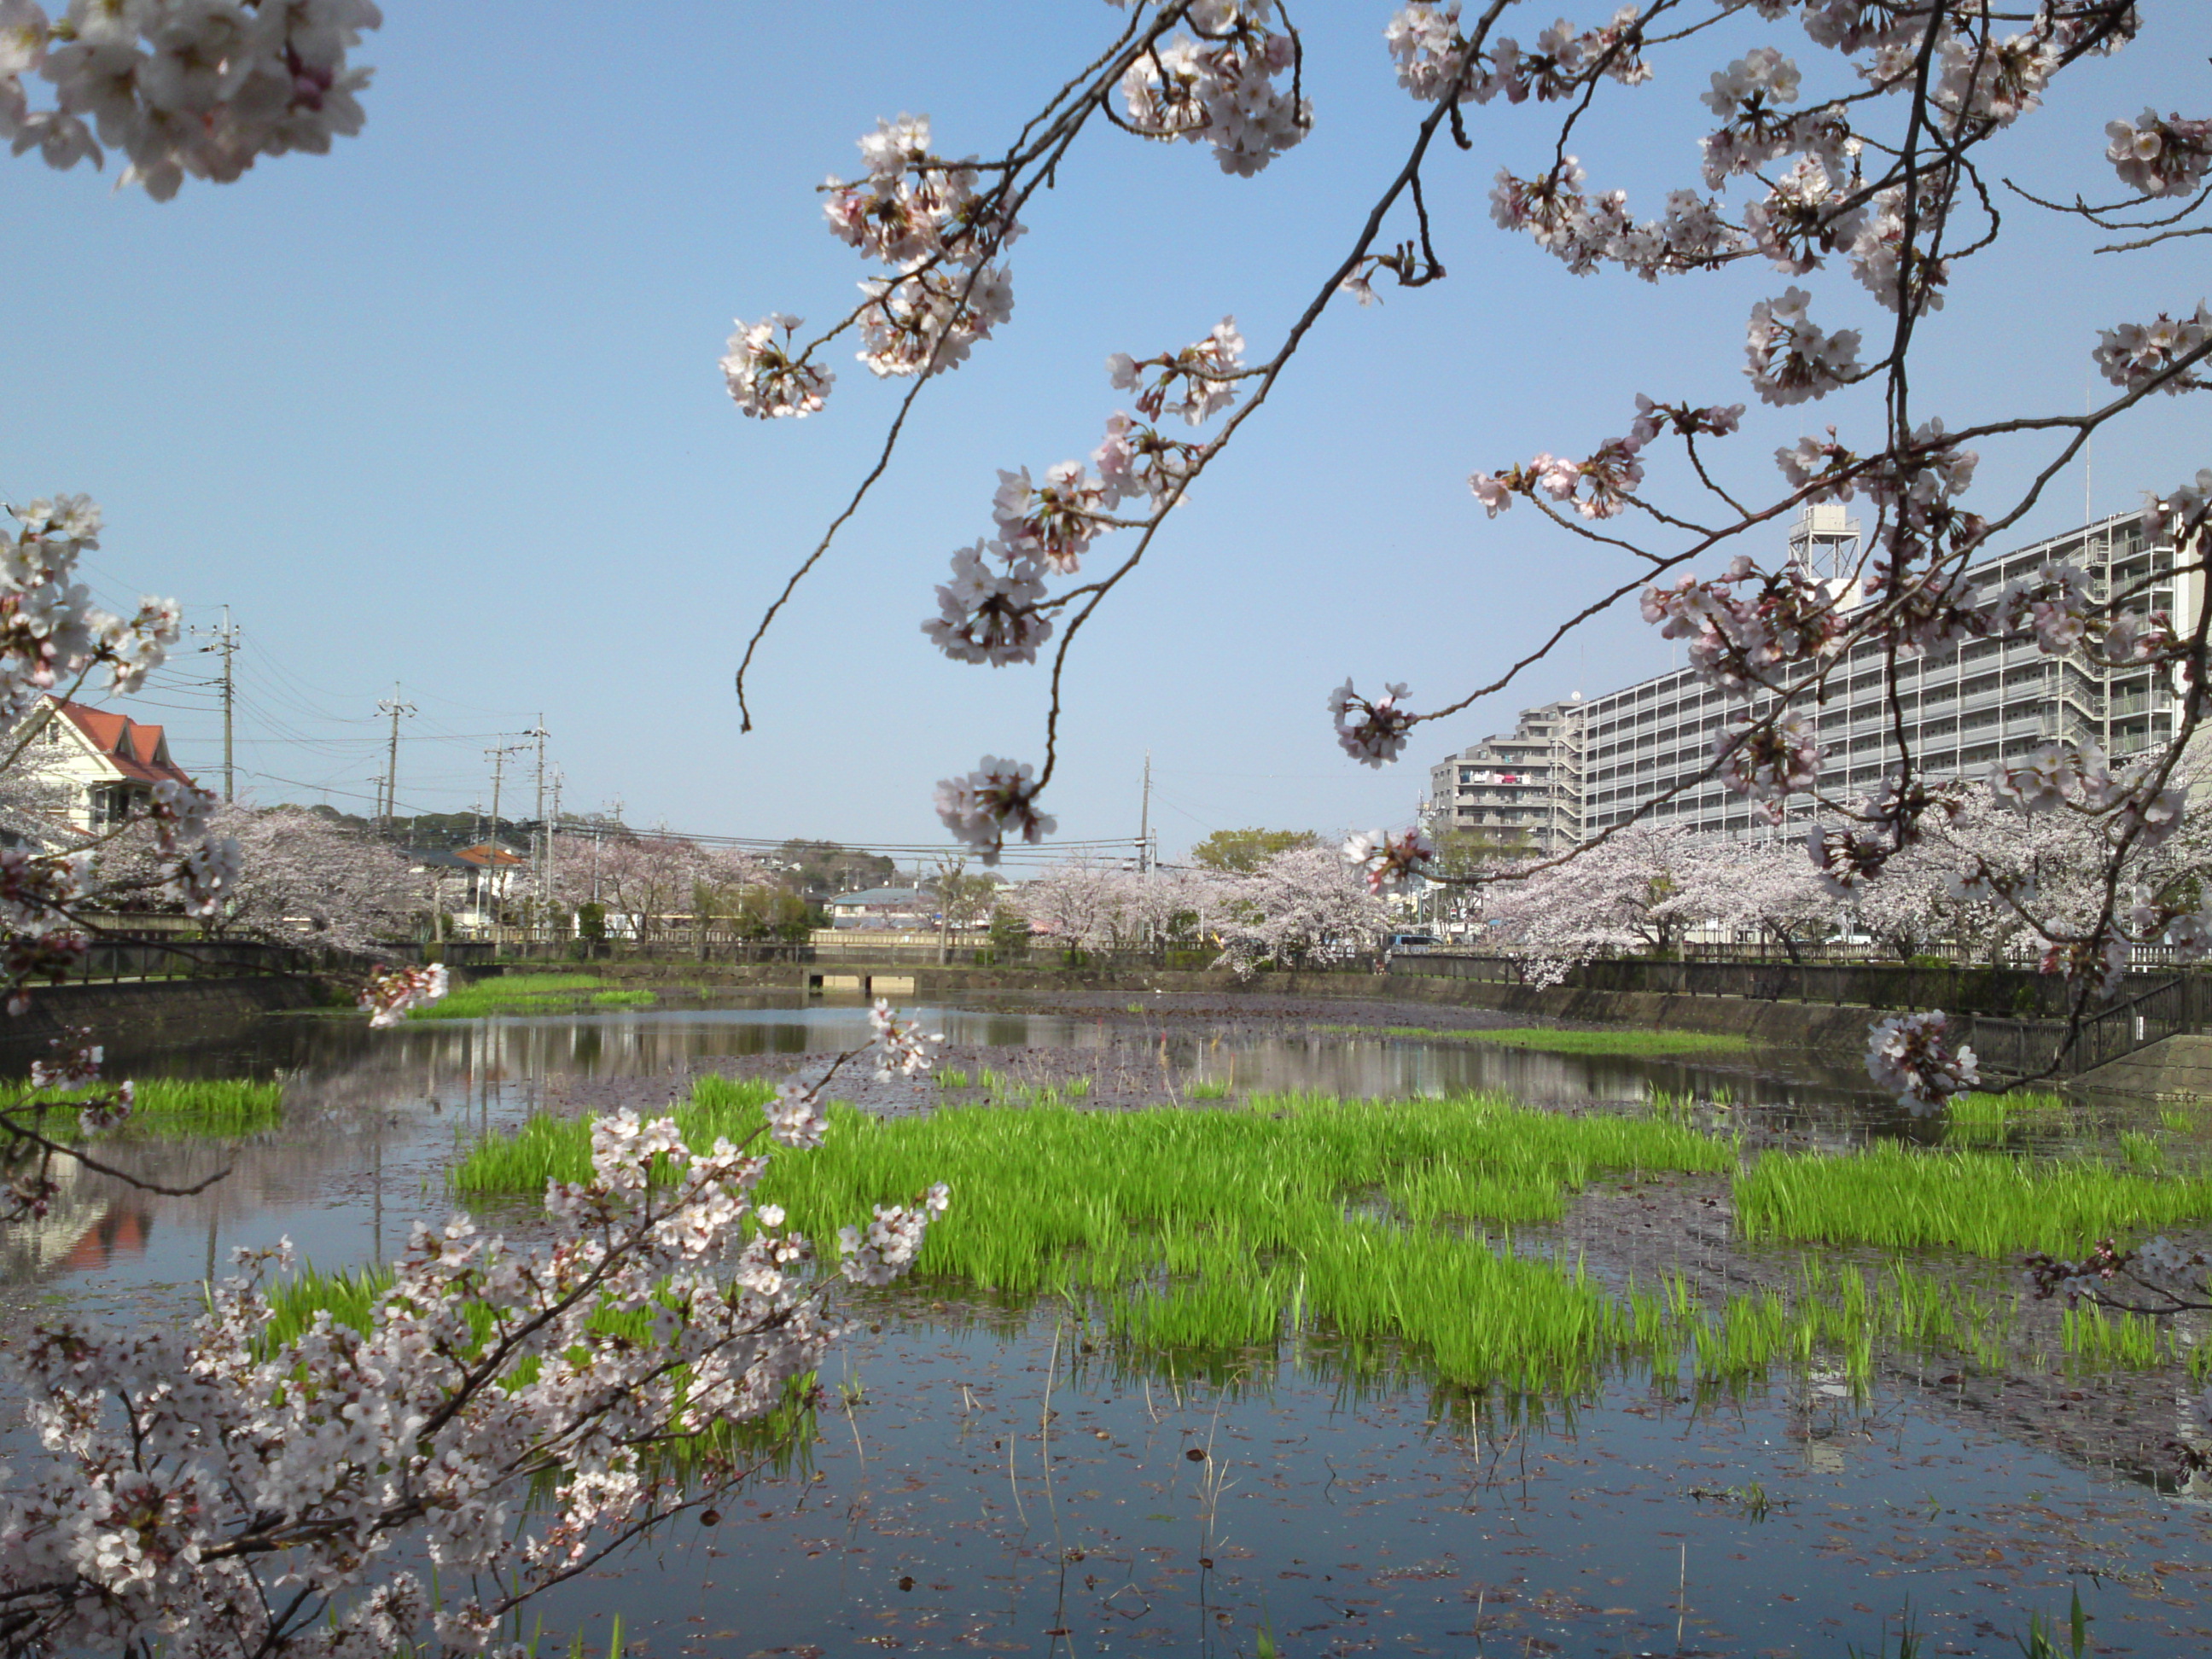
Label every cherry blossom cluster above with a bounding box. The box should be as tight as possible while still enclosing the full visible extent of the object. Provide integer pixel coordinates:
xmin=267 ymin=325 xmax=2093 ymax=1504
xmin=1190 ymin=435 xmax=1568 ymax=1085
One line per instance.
xmin=1930 ymin=20 xmax=2067 ymax=129
xmin=838 ymin=1183 xmax=952 ymax=1287
xmin=1108 ymin=317 xmax=1247 ymax=428
xmin=934 ymin=754 xmax=1057 ymax=864
xmin=1386 ymin=3 xmax=1652 ymax=109
xmin=1864 ymin=1009 xmax=1979 ymax=1115
xmin=1115 ymin=1 xmax=1309 ymax=178
xmin=1639 ymin=556 xmax=1847 ymax=692
xmin=0 ymin=0 xmax=379 ymax=200
xmin=925 ymin=323 xmax=1239 ymax=688
xmin=721 ymin=314 xmax=834 ymax=420
xmin=1744 ymin=286 xmax=1862 ymax=405
xmin=822 ymin=114 xmax=1012 ymax=268
xmin=356 ymin=962 xmax=449 ymax=1027
xmin=1487 ymin=157 xmax=1749 ymax=282
xmin=2093 ymin=305 xmax=2209 ymax=396
xmin=0 ymin=1076 xmax=948 ymax=1657
xmin=2148 ymin=469 xmax=2212 ymax=544
xmin=1804 ymin=771 xmax=1967 ymax=899
xmin=766 ymin=1080 xmax=828 ymax=1150
xmin=867 ymin=995 xmax=944 ymax=1078
xmin=1328 ymin=678 xmax=1415 ymax=767
xmin=2033 ymin=929 xmax=2133 ymax=998
xmin=1806 ymin=821 xmax=1892 ymax=897
xmin=1846 ymin=180 xmax=1951 ymax=317
xmin=855 ymin=261 xmax=1016 ymax=380
xmin=1341 ymin=826 xmax=1435 ymax=895
xmin=1711 ymin=711 xmax=1821 ymax=821
xmin=829 ymin=115 xmax=1021 ymax=384
xmin=1985 ymin=737 xmax=2188 ymax=860
xmin=2105 ymin=108 xmax=2212 ymax=197
xmin=1470 ymin=397 xmax=1743 ymax=522
xmin=3 ymin=495 xmax=180 ymax=722
xmin=923 ymin=539 xmax=1054 ymax=667
xmin=993 ymin=462 xmax=1110 ymax=573
xmin=1092 ymin=409 xmax=1209 ymax=509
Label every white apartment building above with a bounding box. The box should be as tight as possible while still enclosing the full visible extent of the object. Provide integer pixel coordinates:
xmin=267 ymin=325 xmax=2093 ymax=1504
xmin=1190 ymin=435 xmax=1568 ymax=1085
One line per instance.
xmin=1429 ymin=506 xmax=2196 ymax=846
xmin=1425 ymin=696 xmax=1585 ymax=856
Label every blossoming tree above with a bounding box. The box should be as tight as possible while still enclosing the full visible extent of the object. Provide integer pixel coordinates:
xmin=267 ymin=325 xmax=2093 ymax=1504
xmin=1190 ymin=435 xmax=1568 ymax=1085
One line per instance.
xmin=719 ymin=0 xmax=2209 ymax=1109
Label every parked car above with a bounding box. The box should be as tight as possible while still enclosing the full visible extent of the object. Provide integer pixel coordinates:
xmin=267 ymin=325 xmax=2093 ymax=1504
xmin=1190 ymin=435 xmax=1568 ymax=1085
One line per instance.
xmin=1383 ymin=932 xmax=1441 ymax=955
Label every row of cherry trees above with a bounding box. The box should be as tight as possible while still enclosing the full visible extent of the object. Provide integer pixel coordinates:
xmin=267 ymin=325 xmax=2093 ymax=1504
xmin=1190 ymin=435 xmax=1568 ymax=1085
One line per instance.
xmin=1482 ymin=773 xmax=2212 ymax=983
xmin=1015 ymin=845 xmax=1394 ymax=972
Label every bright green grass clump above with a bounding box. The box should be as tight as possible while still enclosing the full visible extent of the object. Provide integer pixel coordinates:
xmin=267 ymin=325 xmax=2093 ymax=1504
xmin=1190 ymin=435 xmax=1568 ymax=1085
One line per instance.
xmin=452 ymin=1075 xmax=777 ymax=1192
xmin=261 ymin=1262 xmax=398 ymax=1351
xmin=458 ymin=1083 xmax=1732 ymax=1391
xmin=133 ymin=1078 xmax=284 ymax=1134
xmin=2063 ymin=1303 xmax=2170 ymax=1371
xmin=1941 ymin=1090 xmax=2069 ymax=1145
xmin=23 ymin=1077 xmax=286 ymax=1137
xmin=412 ymin=974 xmax=651 ymax=1021
xmin=1737 ymin=1140 xmax=2212 ymax=1256
xmin=1318 ymin=1024 xmax=1752 ymax=1057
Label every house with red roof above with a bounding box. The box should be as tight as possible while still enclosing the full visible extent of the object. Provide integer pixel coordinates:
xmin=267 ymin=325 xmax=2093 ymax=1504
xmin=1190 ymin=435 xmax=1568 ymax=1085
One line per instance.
xmin=23 ymin=696 xmax=199 ymax=835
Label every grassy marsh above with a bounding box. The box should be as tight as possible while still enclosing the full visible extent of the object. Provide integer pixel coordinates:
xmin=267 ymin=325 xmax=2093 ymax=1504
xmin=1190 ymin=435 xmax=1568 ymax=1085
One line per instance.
xmin=1736 ymin=1140 xmax=2212 ymax=1254
xmin=457 ymin=1083 xmax=1738 ymax=1389
xmin=1941 ymin=1090 xmax=2070 ymax=1146
xmin=410 ymin=974 xmax=655 ymax=1021
xmin=20 ymin=1076 xmax=287 ymax=1137
xmin=445 ymin=1078 xmax=2212 ymax=1397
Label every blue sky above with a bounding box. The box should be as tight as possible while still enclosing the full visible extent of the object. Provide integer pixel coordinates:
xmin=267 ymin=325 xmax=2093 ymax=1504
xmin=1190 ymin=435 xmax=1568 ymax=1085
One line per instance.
xmin=5 ymin=3 xmax=2207 ymax=861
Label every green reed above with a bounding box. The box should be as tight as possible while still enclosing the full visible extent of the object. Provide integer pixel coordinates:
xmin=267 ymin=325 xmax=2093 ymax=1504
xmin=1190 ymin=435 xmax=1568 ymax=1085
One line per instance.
xmin=451 ymin=1075 xmax=778 ymax=1193
xmin=451 ymin=1082 xmax=2185 ymax=1391
xmin=411 ymin=974 xmax=647 ymax=1022
xmin=260 ymin=1262 xmax=398 ymax=1351
xmin=1941 ymin=1090 xmax=2069 ymax=1146
xmin=1736 ymin=1140 xmax=2212 ymax=1255
xmin=27 ymin=1076 xmax=288 ymax=1137
xmin=2062 ymin=1303 xmax=2170 ymax=1371
xmin=457 ymin=1083 xmax=1732 ymax=1390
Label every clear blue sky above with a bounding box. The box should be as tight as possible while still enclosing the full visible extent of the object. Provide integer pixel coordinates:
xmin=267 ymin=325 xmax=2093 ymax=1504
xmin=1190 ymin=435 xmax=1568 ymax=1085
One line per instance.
xmin=5 ymin=3 xmax=2206 ymax=859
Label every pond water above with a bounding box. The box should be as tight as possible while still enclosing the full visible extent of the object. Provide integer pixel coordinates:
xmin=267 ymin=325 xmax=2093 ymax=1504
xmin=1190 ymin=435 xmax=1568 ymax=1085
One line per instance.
xmin=7 ymin=1002 xmax=2211 ymax=1656
xmin=546 ymin=1307 xmax=2212 ymax=1657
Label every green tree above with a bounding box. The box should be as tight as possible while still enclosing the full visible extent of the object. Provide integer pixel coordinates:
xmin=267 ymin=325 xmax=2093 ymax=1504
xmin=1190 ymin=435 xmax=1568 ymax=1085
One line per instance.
xmin=1190 ymin=828 xmax=1318 ymax=874
xmin=731 ymin=885 xmax=812 ymax=942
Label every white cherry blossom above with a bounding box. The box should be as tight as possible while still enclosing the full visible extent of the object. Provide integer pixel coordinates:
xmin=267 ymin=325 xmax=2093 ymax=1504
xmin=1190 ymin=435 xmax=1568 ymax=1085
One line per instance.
xmin=934 ymin=754 xmax=1057 ymax=863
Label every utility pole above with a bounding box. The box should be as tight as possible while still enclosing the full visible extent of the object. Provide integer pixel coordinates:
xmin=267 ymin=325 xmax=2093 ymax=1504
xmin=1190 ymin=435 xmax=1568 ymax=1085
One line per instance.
xmin=519 ymin=720 xmax=549 ymax=946
xmin=547 ymin=768 xmax=565 ymax=946
xmin=377 ymin=684 xmax=415 ymax=835
xmin=191 ymin=607 xmax=240 ymax=802
xmin=1138 ymin=749 xmax=1152 ymax=874
xmin=484 ymin=743 xmax=524 ymax=949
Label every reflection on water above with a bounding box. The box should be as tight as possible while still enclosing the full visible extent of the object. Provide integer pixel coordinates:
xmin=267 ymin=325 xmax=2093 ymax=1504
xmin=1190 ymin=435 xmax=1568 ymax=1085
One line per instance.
xmin=508 ymin=1304 xmax=2212 ymax=1657
xmin=0 ymin=1006 xmax=1912 ymax=1299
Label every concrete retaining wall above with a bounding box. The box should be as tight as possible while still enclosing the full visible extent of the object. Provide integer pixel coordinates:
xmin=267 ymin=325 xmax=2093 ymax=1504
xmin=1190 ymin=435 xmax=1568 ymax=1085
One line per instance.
xmin=0 ymin=975 xmax=326 ymax=1051
xmin=2075 ymin=1034 xmax=2212 ymax=1098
